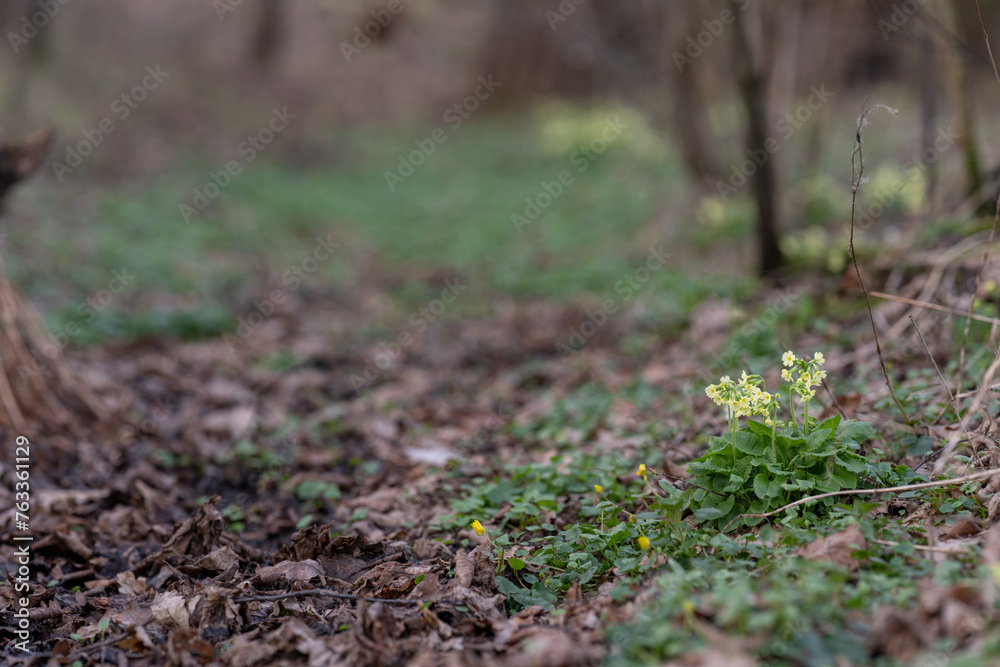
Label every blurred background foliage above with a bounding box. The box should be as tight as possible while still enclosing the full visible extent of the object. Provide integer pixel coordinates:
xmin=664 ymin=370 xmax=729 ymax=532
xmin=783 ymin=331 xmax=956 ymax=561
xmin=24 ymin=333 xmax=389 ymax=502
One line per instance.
xmin=0 ymin=0 xmax=998 ymax=343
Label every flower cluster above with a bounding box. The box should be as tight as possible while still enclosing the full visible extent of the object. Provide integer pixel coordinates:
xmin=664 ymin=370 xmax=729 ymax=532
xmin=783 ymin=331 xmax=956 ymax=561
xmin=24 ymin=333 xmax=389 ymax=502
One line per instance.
xmin=780 ymin=351 xmax=827 ymax=400
xmin=705 ymin=371 xmax=777 ymax=422
xmin=779 ymin=350 xmax=827 ymax=433
xmin=705 ymin=351 xmax=828 ymax=440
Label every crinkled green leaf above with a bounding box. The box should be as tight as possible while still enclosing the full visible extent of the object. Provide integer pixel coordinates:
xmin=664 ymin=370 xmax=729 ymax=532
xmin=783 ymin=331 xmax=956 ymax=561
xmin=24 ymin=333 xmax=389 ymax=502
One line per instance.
xmin=733 ymin=431 xmax=769 ymax=456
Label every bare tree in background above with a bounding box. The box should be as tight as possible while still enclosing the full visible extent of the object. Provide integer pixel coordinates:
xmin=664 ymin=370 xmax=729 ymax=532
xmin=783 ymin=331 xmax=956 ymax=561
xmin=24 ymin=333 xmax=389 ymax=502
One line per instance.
xmin=250 ymin=0 xmax=284 ymax=70
xmin=2 ymin=0 xmax=52 ymax=126
xmin=731 ymin=5 xmax=785 ymax=275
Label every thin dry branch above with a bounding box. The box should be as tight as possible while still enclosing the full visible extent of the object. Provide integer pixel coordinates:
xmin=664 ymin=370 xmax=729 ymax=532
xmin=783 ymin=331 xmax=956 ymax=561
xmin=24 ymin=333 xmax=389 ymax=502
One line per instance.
xmin=849 ymin=102 xmax=912 ymax=427
xmin=725 ymin=468 xmax=999 ymax=531
xmin=870 ymin=290 xmax=1000 ymax=326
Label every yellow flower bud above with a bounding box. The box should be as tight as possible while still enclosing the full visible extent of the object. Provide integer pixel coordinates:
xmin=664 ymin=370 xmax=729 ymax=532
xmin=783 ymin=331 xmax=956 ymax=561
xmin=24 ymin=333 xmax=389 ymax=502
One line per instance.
xmin=594 ymin=484 xmax=603 ymax=494
xmin=638 ymin=535 xmax=651 ymax=550
xmin=471 ymin=520 xmax=485 ymax=536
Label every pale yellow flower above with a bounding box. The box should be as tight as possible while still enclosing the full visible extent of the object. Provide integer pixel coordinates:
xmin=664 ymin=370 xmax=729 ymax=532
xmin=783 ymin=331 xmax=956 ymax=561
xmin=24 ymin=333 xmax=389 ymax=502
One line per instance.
xmin=782 ymin=351 xmax=797 ymax=367
xmin=813 ymin=352 xmax=825 ymax=365
xmin=781 ymin=369 xmax=792 ymax=382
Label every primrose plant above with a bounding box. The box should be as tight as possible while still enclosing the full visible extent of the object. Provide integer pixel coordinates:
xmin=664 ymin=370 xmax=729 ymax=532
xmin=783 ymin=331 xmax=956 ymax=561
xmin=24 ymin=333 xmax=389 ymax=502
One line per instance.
xmin=692 ymin=351 xmax=872 ymax=532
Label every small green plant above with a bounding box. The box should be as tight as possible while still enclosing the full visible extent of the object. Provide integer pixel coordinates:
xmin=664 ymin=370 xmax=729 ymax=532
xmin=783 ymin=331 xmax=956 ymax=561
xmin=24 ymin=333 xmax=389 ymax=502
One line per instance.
xmin=691 ymin=351 xmax=873 ymax=531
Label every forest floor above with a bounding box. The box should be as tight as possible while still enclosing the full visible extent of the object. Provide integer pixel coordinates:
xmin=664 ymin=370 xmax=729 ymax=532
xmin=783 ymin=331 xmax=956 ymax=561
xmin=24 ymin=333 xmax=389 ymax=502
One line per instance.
xmin=3 ymin=117 xmax=1000 ymax=665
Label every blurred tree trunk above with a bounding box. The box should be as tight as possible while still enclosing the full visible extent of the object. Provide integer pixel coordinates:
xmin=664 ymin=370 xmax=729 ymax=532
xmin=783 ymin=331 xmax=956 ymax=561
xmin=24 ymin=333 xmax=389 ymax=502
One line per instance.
xmin=731 ymin=6 xmax=784 ymax=276
xmin=666 ymin=2 xmax=723 ymax=183
xmin=3 ymin=0 xmax=52 ymax=126
xmin=941 ymin=0 xmax=982 ymax=204
xmin=250 ymin=0 xmax=284 ymax=70
xmin=918 ymin=19 xmax=939 ymax=214
xmin=476 ymin=0 xmax=600 ymax=106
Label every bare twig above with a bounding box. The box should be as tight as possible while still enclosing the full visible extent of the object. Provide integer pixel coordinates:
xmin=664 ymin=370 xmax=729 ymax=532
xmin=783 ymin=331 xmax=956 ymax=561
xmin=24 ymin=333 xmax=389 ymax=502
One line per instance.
xmin=958 ymin=1 xmax=1000 ymax=433
xmin=871 ymin=539 xmax=973 ymax=555
xmin=723 ymin=468 xmax=999 ymax=531
xmin=870 ymin=290 xmax=1000 ymax=326
xmin=975 ymin=0 xmax=1000 ymax=86
xmin=910 ymin=314 xmax=978 ymax=470
xmin=849 ymin=102 xmax=912 ymax=427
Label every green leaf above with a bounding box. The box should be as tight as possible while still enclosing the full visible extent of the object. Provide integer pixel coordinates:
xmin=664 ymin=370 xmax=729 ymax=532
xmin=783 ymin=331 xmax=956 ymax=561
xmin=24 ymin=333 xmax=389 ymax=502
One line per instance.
xmin=831 ymin=466 xmax=857 ymax=489
xmin=729 ymin=458 xmax=752 ymax=484
xmin=507 ymin=557 xmax=526 ymax=571
xmin=837 ymin=421 xmax=874 ymax=445
xmin=753 ymin=472 xmax=771 ymax=500
xmin=835 ymin=453 xmax=869 ymax=473
xmin=693 ymin=507 xmax=725 ymax=523
xmin=805 ymin=428 xmax=832 ymax=450
xmin=733 ymin=431 xmax=769 ymax=456
xmin=708 ymin=436 xmax=735 ymax=453
xmin=818 ymin=414 xmax=842 ymax=433
xmin=745 ymin=419 xmax=774 ymax=440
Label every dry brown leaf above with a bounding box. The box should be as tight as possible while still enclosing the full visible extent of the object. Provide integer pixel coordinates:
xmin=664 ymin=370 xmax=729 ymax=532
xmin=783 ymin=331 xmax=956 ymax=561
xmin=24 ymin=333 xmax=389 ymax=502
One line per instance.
xmin=201 ymin=405 xmax=255 ymax=438
xmin=455 ymin=549 xmax=474 ymax=588
xmin=109 ymin=598 xmax=153 ymax=627
xmin=797 ymin=525 xmax=866 ymax=570
xmin=115 ymin=624 xmax=155 ymax=652
xmin=198 ymin=545 xmax=241 ymax=571
xmin=162 ymin=498 xmax=225 ymax=558
xmin=940 ymin=518 xmax=982 ymax=540
xmin=115 ymin=571 xmax=151 ymax=597
xmin=255 ymin=559 xmax=324 ymax=586
xmin=150 ymin=591 xmax=198 ymax=629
